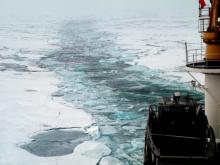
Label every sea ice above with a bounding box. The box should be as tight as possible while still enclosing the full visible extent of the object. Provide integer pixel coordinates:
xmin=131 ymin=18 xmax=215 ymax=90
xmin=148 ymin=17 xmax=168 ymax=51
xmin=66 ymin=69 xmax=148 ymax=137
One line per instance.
xmin=100 ymin=125 xmax=117 ymax=135
xmin=73 ymin=141 xmax=111 ymax=159
xmin=86 ymin=125 xmax=101 ymax=139
xmin=0 ymin=19 xmax=95 ymax=164
xmin=21 ymin=129 xmax=89 ymax=157
xmin=100 ymin=156 xmax=123 ymax=165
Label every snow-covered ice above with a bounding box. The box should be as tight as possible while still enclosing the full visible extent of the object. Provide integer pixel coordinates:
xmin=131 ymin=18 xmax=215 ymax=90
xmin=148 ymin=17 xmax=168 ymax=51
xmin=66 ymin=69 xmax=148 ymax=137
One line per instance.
xmin=100 ymin=156 xmax=123 ymax=165
xmin=0 ymin=19 xmax=112 ymax=165
xmin=0 ymin=69 xmax=97 ymax=164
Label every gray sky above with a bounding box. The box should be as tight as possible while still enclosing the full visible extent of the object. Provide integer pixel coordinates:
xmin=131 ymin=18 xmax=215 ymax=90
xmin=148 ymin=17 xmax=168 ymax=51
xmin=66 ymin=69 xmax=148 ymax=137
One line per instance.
xmin=0 ymin=0 xmax=199 ymax=20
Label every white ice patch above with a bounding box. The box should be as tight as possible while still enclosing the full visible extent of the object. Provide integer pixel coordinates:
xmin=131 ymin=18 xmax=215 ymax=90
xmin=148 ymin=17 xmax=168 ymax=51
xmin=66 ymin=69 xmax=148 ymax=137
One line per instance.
xmin=56 ymin=141 xmax=111 ymax=165
xmin=0 ymin=71 xmax=94 ymax=164
xmin=100 ymin=156 xmax=123 ymax=165
xmin=100 ymin=126 xmax=117 ymax=135
xmin=86 ymin=126 xmax=101 ymax=139
xmin=74 ymin=141 xmax=111 ymax=159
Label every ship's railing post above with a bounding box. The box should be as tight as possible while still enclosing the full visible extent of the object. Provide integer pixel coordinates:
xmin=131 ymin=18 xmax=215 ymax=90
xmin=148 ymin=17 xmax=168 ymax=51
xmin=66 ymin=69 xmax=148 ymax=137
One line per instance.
xmin=185 ymin=42 xmax=189 ymax=65
xmin=193 ymin=52 xmax=195 ymax=67
xmin=196 ymin=49 xmax=198 ymax=63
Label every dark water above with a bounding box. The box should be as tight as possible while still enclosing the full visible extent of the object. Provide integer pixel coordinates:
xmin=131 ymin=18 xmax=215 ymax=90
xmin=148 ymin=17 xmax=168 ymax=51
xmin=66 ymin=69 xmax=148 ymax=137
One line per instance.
xmin=38 ymin=19 xmax=203 ymax=164
xmin=21 ymin=129 xmax=88 ymax=157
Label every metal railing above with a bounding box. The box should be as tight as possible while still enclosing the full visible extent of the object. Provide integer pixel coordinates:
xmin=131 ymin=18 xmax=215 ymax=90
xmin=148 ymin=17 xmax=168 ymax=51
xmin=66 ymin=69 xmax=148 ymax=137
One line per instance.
xmin=185 ymin=42 xmax=206 ymax=66
xmin=198 ymin=7 xmax=210 ymax=33
xmin=185 ymin=42 xmax=220 ymax=68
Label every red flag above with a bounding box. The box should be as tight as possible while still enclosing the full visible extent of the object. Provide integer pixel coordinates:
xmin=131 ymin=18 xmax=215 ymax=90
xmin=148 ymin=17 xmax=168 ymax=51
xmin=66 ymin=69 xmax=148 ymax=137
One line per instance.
xmin=199 ymin=0 xmax=206 ymax=8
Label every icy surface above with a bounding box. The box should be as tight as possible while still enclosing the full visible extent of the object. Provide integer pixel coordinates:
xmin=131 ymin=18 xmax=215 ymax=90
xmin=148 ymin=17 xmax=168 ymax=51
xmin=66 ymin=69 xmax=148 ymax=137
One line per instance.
xmin=0 ymin=17 xmax=204 ymax=165
xmin=0 ymin=19 xmax=94 ymax=165
xmin=74 ymin=141 xmax=111 ymax=158
xmin=100 ymin=126 xmax=117 ymax=135
xmin=21 ymin=129 xmax=89 ymax=157
xmin=100 ymin=156 xmax=123 ymax=165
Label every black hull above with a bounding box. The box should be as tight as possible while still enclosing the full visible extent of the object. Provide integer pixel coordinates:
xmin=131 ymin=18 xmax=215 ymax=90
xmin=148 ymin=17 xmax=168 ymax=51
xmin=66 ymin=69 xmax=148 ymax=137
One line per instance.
xmin=144 ymin=96 xmax=218 ymax=165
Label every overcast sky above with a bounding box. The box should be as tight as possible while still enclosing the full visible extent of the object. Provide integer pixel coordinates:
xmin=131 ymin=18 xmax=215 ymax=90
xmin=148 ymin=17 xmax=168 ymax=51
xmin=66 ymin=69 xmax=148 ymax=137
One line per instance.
xmin=0 ymin=0 xmax=199 ymax=20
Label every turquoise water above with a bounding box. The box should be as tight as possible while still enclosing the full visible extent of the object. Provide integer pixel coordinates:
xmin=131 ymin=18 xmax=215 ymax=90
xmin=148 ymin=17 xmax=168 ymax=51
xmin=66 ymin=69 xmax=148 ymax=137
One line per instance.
xmin=39 ymin=19 xmax=203 ymax=164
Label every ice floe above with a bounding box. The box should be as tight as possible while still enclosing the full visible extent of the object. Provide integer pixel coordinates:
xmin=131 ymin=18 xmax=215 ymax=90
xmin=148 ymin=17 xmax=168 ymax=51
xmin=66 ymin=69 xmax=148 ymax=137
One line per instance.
xmin=100 ymin=156 xmax=123 ymax=165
